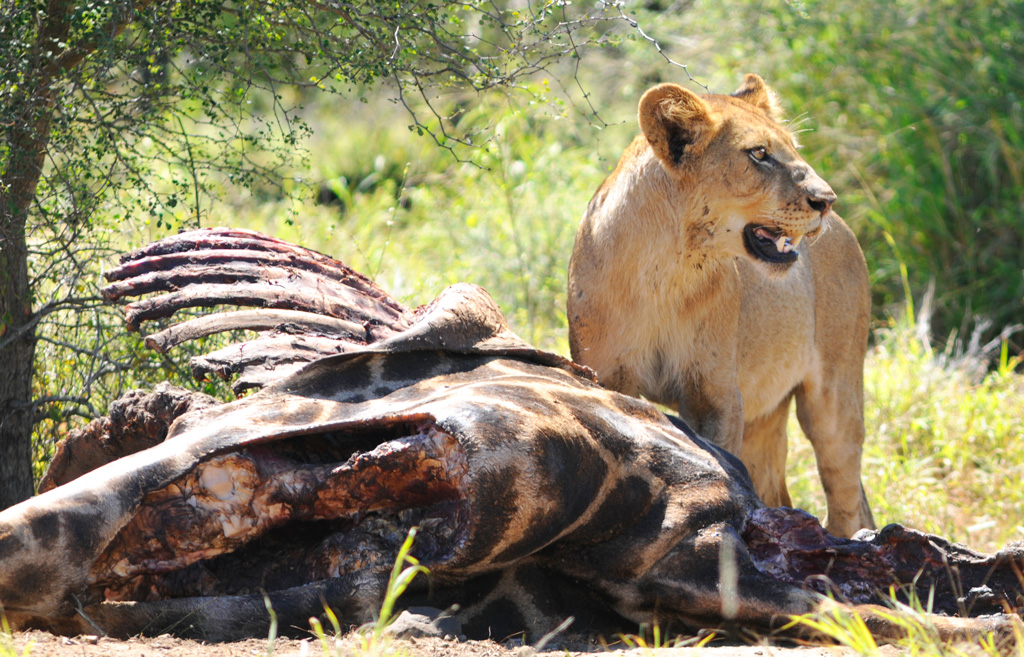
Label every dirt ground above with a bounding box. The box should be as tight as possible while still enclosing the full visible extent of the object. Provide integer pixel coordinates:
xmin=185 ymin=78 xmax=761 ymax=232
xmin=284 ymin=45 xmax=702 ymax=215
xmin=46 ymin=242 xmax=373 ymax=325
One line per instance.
xmin=5 ymin=629 xmax=901 ymax=657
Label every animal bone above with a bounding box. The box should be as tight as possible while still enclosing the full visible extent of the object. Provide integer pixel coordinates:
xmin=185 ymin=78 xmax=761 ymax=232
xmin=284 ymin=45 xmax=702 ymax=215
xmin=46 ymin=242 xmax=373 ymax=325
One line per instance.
xmin=0 ymin=228 xmax=1021 ymax=644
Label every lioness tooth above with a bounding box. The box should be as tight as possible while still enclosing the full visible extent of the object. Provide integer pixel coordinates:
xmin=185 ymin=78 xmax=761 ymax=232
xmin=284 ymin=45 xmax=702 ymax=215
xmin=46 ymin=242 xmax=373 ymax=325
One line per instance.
xmin=775 ymin=236 xmax=788 ymax=253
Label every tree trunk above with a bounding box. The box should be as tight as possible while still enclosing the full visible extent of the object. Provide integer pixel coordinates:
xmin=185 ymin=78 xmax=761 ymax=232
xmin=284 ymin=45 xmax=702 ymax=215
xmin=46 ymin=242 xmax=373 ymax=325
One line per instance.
xmin=0 ymin=89 xmax=53 ymax=509
xmin=0 ymin=0 xmax=155 ymax=509
xmin=0 ymin=247 xmax=36 ymax=509
xmin=0 ymin=196 xmax=40 ymax=509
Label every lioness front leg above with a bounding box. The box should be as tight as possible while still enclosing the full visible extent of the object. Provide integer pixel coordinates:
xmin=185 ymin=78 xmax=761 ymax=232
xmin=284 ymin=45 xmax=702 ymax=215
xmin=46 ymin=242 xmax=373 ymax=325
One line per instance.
xmin=795 ymin=380 xmax=874 ymax=537
xmin=739 ymin=395 xmax=793 ymax=508
xmin=677 ymin=372 xmax=745 ymax=456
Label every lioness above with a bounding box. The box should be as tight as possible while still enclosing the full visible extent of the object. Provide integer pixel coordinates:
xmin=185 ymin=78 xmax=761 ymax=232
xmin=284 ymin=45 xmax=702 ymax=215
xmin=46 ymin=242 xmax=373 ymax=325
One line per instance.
xmin=568 ymin=74 xmax=873 ymax=537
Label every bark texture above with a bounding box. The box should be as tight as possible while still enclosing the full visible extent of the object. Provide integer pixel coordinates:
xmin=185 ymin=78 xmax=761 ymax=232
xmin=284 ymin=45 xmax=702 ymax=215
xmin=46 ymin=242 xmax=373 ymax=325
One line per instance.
xmin=0 ymin=88 xmax=51 ymax=508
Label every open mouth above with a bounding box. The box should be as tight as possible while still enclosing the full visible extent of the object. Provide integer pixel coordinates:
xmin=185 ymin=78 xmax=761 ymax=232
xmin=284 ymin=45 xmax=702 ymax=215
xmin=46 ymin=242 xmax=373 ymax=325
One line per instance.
xmin=743 ymin=224 xmax=801 ymax=265
xmin=86 ymin=420 xmax=471 ymax=603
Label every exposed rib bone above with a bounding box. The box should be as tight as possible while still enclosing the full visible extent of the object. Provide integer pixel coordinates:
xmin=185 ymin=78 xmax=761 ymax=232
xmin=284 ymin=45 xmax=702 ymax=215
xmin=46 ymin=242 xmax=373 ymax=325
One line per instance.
xmin=98 ymin=229 xmax=418 ymax=389
xmin=121 ymin=282 xmax=405 ymax=334
xmin=105 ymin=228 xmax=410 ymax=331
xmin=115 ymin=227 xmax=299 ymax=262
xmin=105 ymin=250 xmax=401 ymax=308
xmin=116 ymin=228 xmax=358 ymax=278
xmin=110 ymin=229 xmax=405 ymax=312
xmin=189 ymin=335 xmax=358 ymax=383
xmin=144 ymin=310 xmax=370 ymax=353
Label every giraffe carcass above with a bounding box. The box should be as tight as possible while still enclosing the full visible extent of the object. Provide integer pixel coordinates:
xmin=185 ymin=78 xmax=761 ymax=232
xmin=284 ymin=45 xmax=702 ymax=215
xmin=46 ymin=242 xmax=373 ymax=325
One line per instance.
xmin=0 ymin=229 xmax=1021 ymax=643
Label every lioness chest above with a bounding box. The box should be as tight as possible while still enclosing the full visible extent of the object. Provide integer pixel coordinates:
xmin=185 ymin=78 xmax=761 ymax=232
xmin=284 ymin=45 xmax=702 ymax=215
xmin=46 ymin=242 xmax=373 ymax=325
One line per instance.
xmin=734 ymin=257 xmax=817 ymax=420
xmin=616 ymin=255 xmax=817 ymax=424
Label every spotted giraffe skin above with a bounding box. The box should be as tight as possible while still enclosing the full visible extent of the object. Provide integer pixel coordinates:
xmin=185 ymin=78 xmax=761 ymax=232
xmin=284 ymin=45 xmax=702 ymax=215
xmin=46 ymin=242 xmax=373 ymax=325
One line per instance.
xmin=0 ymin=229 xmax=1021 ymax=643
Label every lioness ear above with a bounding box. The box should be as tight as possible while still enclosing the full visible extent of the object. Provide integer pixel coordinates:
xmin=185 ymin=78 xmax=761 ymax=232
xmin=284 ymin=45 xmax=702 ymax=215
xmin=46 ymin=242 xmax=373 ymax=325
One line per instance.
xmin=732 ymin=73 xmax=783 ymax=121
xmin=639 ymin=83 xmax=717 ymax=168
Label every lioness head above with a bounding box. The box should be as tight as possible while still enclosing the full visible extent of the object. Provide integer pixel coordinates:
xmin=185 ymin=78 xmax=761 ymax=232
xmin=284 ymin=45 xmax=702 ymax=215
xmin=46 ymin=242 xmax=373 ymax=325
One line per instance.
xmin=638 ymin=74 xmax=836 ymax=272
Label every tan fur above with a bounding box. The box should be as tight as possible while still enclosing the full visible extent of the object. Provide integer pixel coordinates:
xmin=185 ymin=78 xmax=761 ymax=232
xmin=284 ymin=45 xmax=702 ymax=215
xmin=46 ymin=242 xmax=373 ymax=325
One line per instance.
xmin=568 ymin=74 xmax=874 ymax=537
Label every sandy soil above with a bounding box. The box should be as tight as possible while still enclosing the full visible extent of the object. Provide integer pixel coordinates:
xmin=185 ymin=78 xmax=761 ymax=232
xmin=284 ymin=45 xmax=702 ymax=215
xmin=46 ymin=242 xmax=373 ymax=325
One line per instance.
xmin=4 ymin=629 xmax=899 ymax=657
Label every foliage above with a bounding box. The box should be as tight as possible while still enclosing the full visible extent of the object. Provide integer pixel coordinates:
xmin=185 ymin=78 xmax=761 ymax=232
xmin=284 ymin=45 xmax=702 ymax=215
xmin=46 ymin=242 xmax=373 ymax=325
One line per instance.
xmin=372 ymin=527 xmax=431 ymax=646
xmin=617 ymin=625 xmax=717 ymax=652
xmin=264 ymin=594 xmax=278 ymax=657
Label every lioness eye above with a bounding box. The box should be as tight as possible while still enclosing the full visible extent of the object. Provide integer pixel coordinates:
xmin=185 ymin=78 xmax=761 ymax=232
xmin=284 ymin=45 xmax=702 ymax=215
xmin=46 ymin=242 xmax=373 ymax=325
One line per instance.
xmin=749 ymin=147 xmax=768 ymax=162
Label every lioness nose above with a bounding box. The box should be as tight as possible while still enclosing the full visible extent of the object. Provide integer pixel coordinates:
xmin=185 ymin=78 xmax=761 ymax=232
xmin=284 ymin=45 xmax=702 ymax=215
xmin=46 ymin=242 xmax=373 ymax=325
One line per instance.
xmin=807 ymin=187 xmax=837 ymax=215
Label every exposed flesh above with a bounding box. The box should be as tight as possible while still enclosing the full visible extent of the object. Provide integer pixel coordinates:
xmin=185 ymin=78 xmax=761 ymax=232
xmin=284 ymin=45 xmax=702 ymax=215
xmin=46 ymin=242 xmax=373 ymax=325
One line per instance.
xmin=87 ymin=424 xmax=470 ymax=602
xmin=744 ymin=507 xmax=1024 ymax=616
